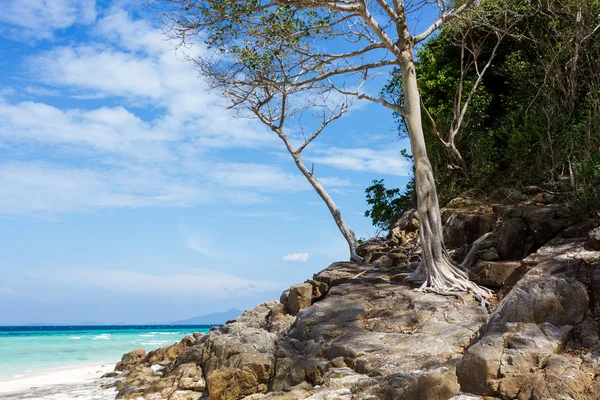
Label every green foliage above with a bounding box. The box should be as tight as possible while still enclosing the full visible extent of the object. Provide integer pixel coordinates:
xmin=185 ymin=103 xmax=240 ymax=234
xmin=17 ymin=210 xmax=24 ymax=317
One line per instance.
xmin=196 ymin=1 xmax=334 ymax=75
xmin=364 ymin=177 xmax=417 ymax=232
xmin=369 ymin=0 xmax=600 ymax=227
xmin=365 ymin=151 xmax=417 ymax=232
xmin=380 ymin=0 xmax=600 ymax=212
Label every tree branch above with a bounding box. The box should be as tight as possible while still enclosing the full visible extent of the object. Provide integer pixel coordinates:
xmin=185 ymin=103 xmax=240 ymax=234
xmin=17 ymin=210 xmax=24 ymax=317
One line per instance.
xmin=413 ymin=0 xmax=476 ymax=43
xmin=296 ymin=105 xmax=348 ymax=154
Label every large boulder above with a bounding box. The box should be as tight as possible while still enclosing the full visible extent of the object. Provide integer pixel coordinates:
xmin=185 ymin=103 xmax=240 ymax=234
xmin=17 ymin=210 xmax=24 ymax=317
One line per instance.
xmin=115 ymin=348 xmax=147 ymax=372
xmin=562 ymin=220 xmax=600 ymax=238
xmin=588 ymin=227 xmax=600 ymax=250
xmin=485 ymin=276 xmax=588 ymax=331
xmin=458 ymin=237 xmax=600 ymax=399
xmin=457 ymin=323 xmax=577 ymax=398
xmin=442 ymin=210 xmax=496 ymax=248
xmin=498 ymin=237 xmax=600 ymax=299
xmin=395 ymin=208 xmax=419 ymax=232
xmin=470 ymin=260 xmax=520 ymax=288
xmin=271 ymin=265 xmax=489 ymax=397
xmin=281 ymin=283 xmax=313 ymax=316
xmin=494 ymin=204 xmax=576 ymax=260
xmin=199 ymin=302 xmax=292 ymax=400
xmin=497 ymin=218 xmax=528 ymax=260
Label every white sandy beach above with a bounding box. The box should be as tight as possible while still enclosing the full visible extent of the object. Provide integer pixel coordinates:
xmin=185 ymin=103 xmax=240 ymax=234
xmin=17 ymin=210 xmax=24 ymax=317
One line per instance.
xmin=0 ymin=364 xmax=117 ymax=400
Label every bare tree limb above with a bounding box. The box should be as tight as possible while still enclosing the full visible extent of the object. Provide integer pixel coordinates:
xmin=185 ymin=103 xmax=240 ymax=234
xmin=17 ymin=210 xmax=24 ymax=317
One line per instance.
xmin=413 ymin=0 xmax=476 ymax=43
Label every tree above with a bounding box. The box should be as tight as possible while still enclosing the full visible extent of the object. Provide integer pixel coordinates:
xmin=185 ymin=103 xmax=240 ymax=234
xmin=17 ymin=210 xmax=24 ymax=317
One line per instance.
xmin=160 ymin=3 xmax=363 ymax=261
xmin=400 ymin=0 xmax=600 ymax=210
xmin=365 ymin=151 xmax=416 ymax=232
xmin=156 ymin=0 xmax=493 ymax=301
xmin=365 ymin=177 xmax=416 ymax=233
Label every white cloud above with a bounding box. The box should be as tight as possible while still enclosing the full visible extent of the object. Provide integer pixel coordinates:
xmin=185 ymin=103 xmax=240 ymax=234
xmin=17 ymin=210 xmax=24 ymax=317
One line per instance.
xmin=23 ymin=86 xmax=62 ymax=97
xmin=0 ymin=161 xmax=210 ymax=214
xmin=33 ymin=46 xmax=164 ymax=100
xmin=0 ymin=100 xmax=163 ymax=156
xmin=186 ymin=235 xmax=211 ymax=255
xmin=0 ymin=8 xmax=308 ymax=215
xmin=221 ymin=211 xmax=300 ymax=221
xmin=310 ymin=147 xmax=411 ymax=176
xmin=23 ymin=12 xmax=275 ymax=150
xmin=94 ymin=8 xmax=166 ymax=54
xmin=32 ymin=268 xmax=283 ymax=298
xmin=0 ymin=7 xmax=404 ymax=217
xmin=208 ymin=163 xmax=307 ymax=192
xmin=283 ymin=252 xmax=310 ymax=263
xmin=318 ymin=177 xmax=352 ymax=187
xmin=0 ymin=0 xmax=97 ymax=40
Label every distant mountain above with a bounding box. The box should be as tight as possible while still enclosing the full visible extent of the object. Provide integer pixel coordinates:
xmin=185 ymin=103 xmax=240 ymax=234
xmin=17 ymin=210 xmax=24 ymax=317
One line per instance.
xmin=172 ymin=309 xmax=243 ymax=325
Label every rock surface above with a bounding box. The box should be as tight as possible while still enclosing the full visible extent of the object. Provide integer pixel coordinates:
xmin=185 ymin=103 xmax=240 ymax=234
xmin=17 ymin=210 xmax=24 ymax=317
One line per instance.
xmin=589 ymin=227 xmax=600 ymax=250
xmin=107 ymin=203 xmax=600 ymax=400
xmin=458 ymin=237 xmax=600 ymax=399
xmin=470 ymin=260 xmax=520 ymax=287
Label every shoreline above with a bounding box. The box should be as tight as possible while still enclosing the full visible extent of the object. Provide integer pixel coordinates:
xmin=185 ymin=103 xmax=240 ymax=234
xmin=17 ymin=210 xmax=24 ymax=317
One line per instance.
xmin=0 ymin=363 xmax=117 ymax=399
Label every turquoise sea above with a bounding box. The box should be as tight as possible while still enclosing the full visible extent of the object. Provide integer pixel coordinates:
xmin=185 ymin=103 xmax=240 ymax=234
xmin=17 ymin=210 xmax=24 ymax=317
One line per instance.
xmin=0 ymin=325 xmax=211 ymax=380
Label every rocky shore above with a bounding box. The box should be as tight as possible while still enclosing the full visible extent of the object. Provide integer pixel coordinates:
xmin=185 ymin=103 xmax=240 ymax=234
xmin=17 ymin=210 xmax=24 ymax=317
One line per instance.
xmin=104 ymin=197 xmax=600 ymax=399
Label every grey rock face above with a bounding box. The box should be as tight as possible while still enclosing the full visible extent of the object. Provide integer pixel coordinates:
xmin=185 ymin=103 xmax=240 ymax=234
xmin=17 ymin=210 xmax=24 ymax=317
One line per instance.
xmin=109 ymin=208 xmax=600 ymax=400
xmin=443 ymin=210 xmax=496 ymax=248
xmin=562 ymin=220 xmax=600 ymax=238
xmin=497 ymin=218 xmax=528 ymax=260
xmin=458 ymin=237 xmax=600 ymax=399
xmin=588 ymin=227 xmax=600 ymax=250
xmin=272 ymin=266 xmax=489 ymax=398
xmin=486 ymin=276 xmax=588 ymax=330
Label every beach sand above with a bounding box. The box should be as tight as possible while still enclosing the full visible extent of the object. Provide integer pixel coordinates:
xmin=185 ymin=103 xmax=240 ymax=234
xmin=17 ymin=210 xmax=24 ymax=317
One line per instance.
xmin=0 ymin=364 xmax=117 ymax=400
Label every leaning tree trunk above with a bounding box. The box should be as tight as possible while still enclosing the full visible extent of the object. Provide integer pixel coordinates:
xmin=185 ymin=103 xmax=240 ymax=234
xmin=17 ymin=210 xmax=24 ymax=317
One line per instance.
xmin=400 ymin=50 xmax=491 ymax=303
xmin=276 ymin=132 xmax=362 ymax=263
xmin=291 ymin=153 xmax=362 ymax=263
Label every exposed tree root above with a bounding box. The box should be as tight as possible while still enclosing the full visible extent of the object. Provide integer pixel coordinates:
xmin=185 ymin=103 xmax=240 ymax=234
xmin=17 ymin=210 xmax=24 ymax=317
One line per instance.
xmin=351 ymin=252 xmax=364 ymax=264
xmin=407 ymin=254 xmax=493 ymax=306
xmin=416 ymin=287 xmax=465 ymax=302
xmin=460 ymin=232 xmax=495 ymax=270
xmin=406 ymin=132 xmax=493 ymax=306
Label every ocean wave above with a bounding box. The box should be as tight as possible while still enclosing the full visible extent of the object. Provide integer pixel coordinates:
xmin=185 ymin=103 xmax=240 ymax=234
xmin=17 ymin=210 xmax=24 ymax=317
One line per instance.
xmin=92 ymin=334 xmax=111 ymax=340
xmin=69 ymin=336 xmax=82 ymax=340
xmin=141 ymin=341 xmax=169 ymax=345
xmin=138 ymin=334 xmax=155 ymax=337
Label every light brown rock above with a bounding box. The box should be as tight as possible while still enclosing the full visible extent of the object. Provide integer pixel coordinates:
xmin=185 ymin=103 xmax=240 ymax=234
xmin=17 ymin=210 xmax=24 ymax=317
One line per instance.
xmin=172 ymin=363 xmax=205 ymax=392
xmin=470 ymin=261 xmax=520 ymax=287
xmin=456 ymin=333 xmax=504 ymax=396
xmin=115 ymin=348 xmax=147 ymax=372
xmin=282 ymin=283 xmax=313 ymax=316
xmin=395 ymin=208 xmax=419 ymax=232
xmin=169 ymin=390 xmax=202 ymax=400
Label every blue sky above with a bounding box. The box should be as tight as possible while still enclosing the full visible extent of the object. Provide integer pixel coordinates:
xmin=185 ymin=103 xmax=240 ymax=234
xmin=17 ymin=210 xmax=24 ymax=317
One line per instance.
xmin=0 ymin=0 xmax=414 ymax=325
